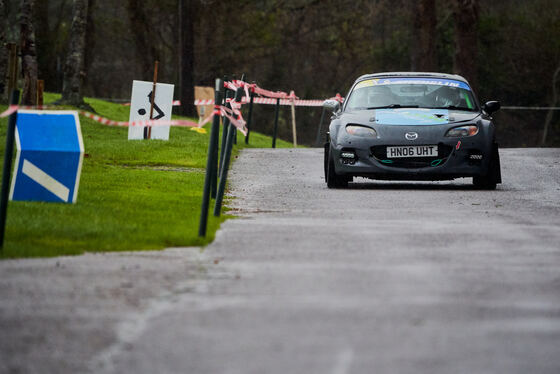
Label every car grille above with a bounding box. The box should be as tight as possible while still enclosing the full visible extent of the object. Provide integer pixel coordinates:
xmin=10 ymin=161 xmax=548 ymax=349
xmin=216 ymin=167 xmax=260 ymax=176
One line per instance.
xmin=370 ymin=143 xmax=453 ymax=168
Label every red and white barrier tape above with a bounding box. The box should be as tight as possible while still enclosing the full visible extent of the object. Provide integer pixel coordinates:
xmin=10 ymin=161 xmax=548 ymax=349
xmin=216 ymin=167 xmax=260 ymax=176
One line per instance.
xmin=196 ymin=104 xmax=247 ymax=135
xmin=0 ymin=105 xmax=19 ymax=118
xmin=119 ymin=80 xmax=343 ymax=108
xmin=1 ymin=104 xmax=246 ymax=135
xmin=219 ymin=105 xmax=247 ymax=135
xmin=79 ymin=111 xmax=202 ymax=128
xmin=0 ymin=105 xmax=58 ymax=117
xmin=178 ymin=94 xmax=343 ymax=107
xmin=195 ymin=81 xmax=344 ymax=107
xmin=194 ymin=96 xmax=343 ymax=107
xmin=3 ymin=80 xmax=343 ymax=121
xmin=228 ymin=79 xmax=298 ymax=101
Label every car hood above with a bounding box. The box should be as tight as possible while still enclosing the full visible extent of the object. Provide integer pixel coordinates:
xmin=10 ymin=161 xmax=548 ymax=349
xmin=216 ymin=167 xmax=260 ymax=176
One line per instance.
xmin=342 ymin=108 xmax=480 ymax=126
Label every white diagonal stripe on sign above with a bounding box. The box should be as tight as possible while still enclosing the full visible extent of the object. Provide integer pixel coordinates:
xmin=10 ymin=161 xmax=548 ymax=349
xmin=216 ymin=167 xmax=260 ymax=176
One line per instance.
xmin=22 ymin=159 xmax=70 ymax=202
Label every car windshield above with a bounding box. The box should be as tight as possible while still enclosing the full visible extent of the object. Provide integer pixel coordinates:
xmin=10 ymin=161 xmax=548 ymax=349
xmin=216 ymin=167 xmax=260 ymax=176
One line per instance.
xmin=345 ymin=77 xmax=478 ymax=112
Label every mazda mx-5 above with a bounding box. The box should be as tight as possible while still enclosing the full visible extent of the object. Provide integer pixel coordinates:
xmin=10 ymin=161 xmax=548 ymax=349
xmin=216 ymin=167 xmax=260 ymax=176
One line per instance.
xmin=324 ymin=72 xmax=502 ymax=189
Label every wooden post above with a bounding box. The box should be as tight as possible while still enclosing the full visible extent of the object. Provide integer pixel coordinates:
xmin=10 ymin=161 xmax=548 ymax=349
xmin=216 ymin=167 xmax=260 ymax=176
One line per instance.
xmin=146 ymin=60 xmax=159 ymax=140
xmin=290 ymin=99 xmax=297 ymax=147
xmin=36 ymin=80 xmax=44 ymax=106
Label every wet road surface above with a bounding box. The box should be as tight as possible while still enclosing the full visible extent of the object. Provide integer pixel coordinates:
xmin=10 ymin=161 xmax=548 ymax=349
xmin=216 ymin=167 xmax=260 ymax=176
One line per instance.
xmin=1 ymin=148 xmax=559 ymax=374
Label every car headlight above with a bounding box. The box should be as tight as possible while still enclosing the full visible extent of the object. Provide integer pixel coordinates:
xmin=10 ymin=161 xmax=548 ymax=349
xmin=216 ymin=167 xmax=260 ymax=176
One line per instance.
xmin=445 ymin=125 xmax=479 ymax=137
xmin=346 ymin=125 xmax=377 ymax=137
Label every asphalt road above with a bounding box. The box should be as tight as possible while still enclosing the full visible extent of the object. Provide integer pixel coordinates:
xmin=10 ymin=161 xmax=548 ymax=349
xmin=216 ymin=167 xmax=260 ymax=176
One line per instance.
xmin=1 ymin=148 xmax=559 ymax=374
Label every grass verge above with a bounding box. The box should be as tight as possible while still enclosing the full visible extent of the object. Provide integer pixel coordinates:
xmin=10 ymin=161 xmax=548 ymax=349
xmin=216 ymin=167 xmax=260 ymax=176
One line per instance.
xmin=0 ymin=93 xmax=293 ymax=258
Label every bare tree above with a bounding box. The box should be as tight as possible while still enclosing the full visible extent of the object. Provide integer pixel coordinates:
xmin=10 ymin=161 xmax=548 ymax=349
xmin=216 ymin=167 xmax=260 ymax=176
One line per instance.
xmin=34 ymin=0 xmax=50 ymax=84
xmin=0 ymin=0 xmax=8 ymax=102
xmin=83 ymin=0 xmax=95 ymax=89
xmin=453 ymin=0 xmax=479 ymax=89
xmin=20 ymin=0 xmax=38 ymax=105
xmin=410 ymin=0 xmax=438 ymax=72
xmin=61 ymin=0 xmax=89 ymax=106
xmin=179 ymin=0 xmax=196 ymax=117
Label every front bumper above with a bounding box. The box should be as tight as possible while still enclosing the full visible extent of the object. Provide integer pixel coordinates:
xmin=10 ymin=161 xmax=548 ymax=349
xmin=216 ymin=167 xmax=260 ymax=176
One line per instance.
xmin=330 ymin=138 xmax=492 ymax=181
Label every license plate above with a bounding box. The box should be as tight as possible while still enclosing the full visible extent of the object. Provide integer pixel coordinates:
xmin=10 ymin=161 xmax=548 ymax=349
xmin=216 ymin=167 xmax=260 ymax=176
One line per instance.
xmin=386 ymin=145 xmax=438 ymax=158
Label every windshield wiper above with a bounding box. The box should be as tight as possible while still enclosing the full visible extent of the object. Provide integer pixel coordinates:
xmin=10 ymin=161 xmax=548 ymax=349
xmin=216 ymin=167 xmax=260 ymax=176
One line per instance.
xmin=366 ymin=104 xmax=419 ymax=109
xmin=429 ymin=105 xmax=475 ymax=111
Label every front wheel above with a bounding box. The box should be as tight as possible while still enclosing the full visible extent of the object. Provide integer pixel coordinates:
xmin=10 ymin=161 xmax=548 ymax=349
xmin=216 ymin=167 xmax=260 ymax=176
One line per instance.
xmin=326 ymin=146 xmax=349 ymax=189
xmin=473 ymin=144 xmax=501 ymax=190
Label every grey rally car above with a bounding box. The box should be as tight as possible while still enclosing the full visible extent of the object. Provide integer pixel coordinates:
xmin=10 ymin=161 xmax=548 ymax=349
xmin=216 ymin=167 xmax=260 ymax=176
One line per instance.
xmin=324 ymin=72 xmax=502 ymax=189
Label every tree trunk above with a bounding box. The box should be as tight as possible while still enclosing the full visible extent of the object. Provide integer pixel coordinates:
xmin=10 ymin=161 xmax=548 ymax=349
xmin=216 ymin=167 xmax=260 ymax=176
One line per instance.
xmin=410 ymin=0 xmax=438 ymax=72
xmin=126 ymin=0 xmax=159 ymax=78
xmin=34 ymin=0 xmax=55 ymax=91
xmin=61 ymin=0 xmax=88 ymax=106
xmin=53 ymin=0 xmax=70 ymax=92
xmin=453 ymin=0 xmax=479 ymax=90
xmin=20 ymin=0 xmax=39 ymax=106
xmin=83 ymin=0 xmax=95 ymax=90
xmin=0 ymin=0 xmax=8 ymax=102
xmin=179 ymin=0 xmax=196 ymax=117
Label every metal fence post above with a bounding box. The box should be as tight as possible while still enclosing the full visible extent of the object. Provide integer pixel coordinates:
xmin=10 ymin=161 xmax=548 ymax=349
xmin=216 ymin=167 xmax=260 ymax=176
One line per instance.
xmin=211 ymin=131 xmax=219 ymax=200
xmin=213 ymin=87 xmax=243 ymax=217
xmin=218 ymin=76 xmax=228 ymax=172
xmin=0 ymin=90 xmax=21 ymax=249
xmin=272 ymin=98 xmax=280 ymax=148
xmin=198 ymin=80 xmax=223 ymax=237
xmin=219 ymin=90 xmax=232 ymax=175
xmin=213 ymin=123 xmax=234 ymax=217
xmin=210 ymin=77 xmax=227 ymax=200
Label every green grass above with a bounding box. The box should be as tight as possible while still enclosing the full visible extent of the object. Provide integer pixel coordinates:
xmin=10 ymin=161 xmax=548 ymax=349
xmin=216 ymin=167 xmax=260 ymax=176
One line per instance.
xmin=0 ymin=92 xmax=293 ymax=258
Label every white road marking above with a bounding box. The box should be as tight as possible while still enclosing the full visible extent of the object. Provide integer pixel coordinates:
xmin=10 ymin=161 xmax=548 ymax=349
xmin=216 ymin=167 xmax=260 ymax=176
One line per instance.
xmin=22 ymin=159 xmax=70 ymax=202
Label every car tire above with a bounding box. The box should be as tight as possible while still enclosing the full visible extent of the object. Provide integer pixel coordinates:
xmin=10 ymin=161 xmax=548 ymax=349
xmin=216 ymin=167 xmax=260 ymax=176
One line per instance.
xmin=473 ymin=143 xmax=501 ymax=190
xmin=326 ymin=146 xmax=348 ymax=189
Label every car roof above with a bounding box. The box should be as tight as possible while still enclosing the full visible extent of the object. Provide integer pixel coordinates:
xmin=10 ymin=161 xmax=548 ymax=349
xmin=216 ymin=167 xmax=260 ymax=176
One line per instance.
xmin=355 ymin=72 xmax=469 ymax=84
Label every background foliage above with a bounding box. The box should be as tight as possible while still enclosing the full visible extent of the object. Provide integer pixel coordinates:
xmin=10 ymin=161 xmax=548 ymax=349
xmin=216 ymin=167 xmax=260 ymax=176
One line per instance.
xmin=3 ymin=0 xmax=560 ymax=146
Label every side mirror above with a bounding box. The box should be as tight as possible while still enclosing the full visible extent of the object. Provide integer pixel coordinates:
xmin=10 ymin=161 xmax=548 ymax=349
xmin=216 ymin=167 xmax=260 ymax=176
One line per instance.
xmin=483 ymin=101 xmax=501 ymax=115
xmin=323 ymin=99 xmax=340 ymax=112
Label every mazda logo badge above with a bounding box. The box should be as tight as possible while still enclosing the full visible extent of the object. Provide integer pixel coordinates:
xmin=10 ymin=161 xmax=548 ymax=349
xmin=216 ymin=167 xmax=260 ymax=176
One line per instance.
xmin=405 ymin=132 xmax=418 ymax=140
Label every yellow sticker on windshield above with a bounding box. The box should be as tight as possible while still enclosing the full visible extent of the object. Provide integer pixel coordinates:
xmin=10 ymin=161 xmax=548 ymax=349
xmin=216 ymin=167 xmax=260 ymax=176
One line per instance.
xmin=354 ymin=79 xmax=379 ymax=89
